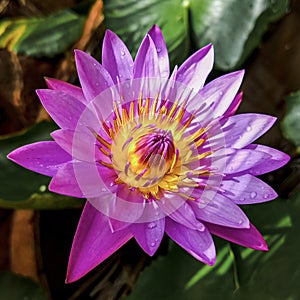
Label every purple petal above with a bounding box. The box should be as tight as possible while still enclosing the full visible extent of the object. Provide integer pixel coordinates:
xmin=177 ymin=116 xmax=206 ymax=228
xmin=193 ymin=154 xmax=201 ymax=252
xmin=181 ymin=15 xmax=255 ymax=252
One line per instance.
xmin=221 ymin=174 xmax=278 ymax=204
xmin=218 ymin=114 xmax=276 ymax=148
xmin=7 ymin=141 xmax=71 ymax=176
xmin=36 ymin=89 xmax=86 ymax=130
xmin=191 ymin=193 xmax=249 ymax=228
xmin=133 ymin=34 xmax=160 ymax=79
xmin=109 ymin=184 xmax=146 ymax=223
xmin=223 ymin=148 xmax=271 ymax=175
xmin=224 ymin=92 xmax=243 ymax=117
xmin=148 ymin=25 xmax=169 ymax=78
xmin=108 ymin=217 xmax=131 ymax=232
xmin=158 ymin=195 xmax=205 ymax=231
xmin=161 ymin=65 xmax=178 ymax=100
xmin=244 ymin=144 xmax=290 ymax=175
xmin=165 ymin=218 xmax=216 ymax=265
xmin=130 ymin=218 xmax=165 ymax=256
xmin=45 ymin=77 xmax=87 ymax=104
xmin=51 ymin=129 xmax=103 ymax=162
xmin=102 ymin=30 xmax=133 ymax=84
xmin=66 ymin=202 xmax=133 ymax=283
xmin=206 ymin=222 xmax=268 ymax=251
xmin=176 ymin=44 xmax=214 ymax=93
xmin=198 ymin=70 xmax=244 ymax=117
xmin=49 ymin=161 xmax=114 ymax=198
xmin=75 ymin=50 xmax=114 ymax=101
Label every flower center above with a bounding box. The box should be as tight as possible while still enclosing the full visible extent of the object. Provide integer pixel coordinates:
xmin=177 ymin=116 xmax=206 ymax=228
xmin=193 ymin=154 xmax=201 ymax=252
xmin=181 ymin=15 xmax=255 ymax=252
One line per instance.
xmin=128 ymin=129 xmax=176 ymax=176
xmin=94 ymin=96 xmax=212 ymax=200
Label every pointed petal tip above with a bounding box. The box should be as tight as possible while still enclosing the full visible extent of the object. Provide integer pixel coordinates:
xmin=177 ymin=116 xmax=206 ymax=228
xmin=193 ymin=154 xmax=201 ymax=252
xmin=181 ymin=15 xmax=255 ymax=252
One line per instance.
xmin=7 ymin=150 xmax=17 ymax=164
xmin=65 ymin=273 xmax=79 ymax=284
xmin=207 ymin=255 xmax=216 ymax=266
xmin=35 ymin=88 xmax=46 ymax=98
xmin=44 ymin=76 xmax=50 ymax=84
xmin=44 ymin=77 xmax=58 ymax=90
xmin=103 ymin=28 xmax=119 ymax=41
xmin=202 ymin=43 xmax=214 ymax=55
xmin=260 ymin=242 xmax=268 ymax=251
xmin=148 ymin=24 xmax=161 ymax=34
xmin=74 ymin=49 xmax=88 ymax=62
xmin=6 ymin=148 xmax=24 ymax=164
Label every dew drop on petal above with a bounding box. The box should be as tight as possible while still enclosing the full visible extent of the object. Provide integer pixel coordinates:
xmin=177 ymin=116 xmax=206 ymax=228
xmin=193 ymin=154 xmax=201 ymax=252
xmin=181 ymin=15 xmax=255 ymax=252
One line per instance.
xmin=246 ymin=125 xmax=252 ymax=132
xmin=121 ymin=50 xmax=125 ymax=56
xmin=156 ymin=47 xmax=161 ymax=53
xmin=250 ymin=192 xmax=257 ymax=199
xmin=263 ymin=194 xmax=269 ymax=199
xmin=147 ymin=222 xmax=157 ymax=229
xmin=150 ymin=242 xmax=156 ymax=247
xmin=219 ymin=91 xmax=224 ymax=96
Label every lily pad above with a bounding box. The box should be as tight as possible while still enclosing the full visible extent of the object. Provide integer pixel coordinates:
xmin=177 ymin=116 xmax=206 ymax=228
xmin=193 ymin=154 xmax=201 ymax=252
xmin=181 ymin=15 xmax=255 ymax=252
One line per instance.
xmin=104 ymin=0 xmax=289 ymax=70
xmin=0 ymin=272 xmax=46 ymax=300
xmin=125 ymin=195 xmax=300 ymax=300
xmin=282 ymin=91 xmax=300 ymax=151
xmin=0 ymin=122 xmax=84 ymax=209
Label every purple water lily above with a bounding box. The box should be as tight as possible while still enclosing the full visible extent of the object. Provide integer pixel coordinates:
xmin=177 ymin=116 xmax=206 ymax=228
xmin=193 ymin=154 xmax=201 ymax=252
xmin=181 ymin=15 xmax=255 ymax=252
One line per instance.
xmin=8 ymin=25 xmax=289 ymax=283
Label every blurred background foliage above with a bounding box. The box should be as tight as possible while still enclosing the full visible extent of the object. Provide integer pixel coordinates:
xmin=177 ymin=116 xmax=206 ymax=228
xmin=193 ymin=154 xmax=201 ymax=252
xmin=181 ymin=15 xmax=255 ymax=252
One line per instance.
xmin=0 ymin=0 xmax=299 ymax=299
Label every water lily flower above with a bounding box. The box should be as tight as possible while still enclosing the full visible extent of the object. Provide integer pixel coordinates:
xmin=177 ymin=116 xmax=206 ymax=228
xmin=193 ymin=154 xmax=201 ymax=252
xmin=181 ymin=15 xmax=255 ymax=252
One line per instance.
xmin=8 ymin=25 xmax=289 ymax=283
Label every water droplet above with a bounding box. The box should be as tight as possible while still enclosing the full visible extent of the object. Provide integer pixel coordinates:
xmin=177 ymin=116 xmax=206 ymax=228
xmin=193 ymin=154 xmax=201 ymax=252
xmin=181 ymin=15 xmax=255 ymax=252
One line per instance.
xmin=219 ymin=91 xmax=224 ymax=96
xmin=250 ymin=192 xmax=257 ymax=199
xmin=93 ymin=63 xmax=97 ymax=67
xmin=39 ymin=185 xmax=47 ymax=192
xmin=156 ymin=47 xmax=161 ymax=53
xmin=101 ymin=188 xmax=106 ymax=192
xmin=246 ymin=125 xmax=252 ymax=132
xmin=263 ymin=194 xmax=269 ymax=199
xmin=121 ymin=50 xmax=125 ymax=56
xmin=238 ymin=219 xmax=243 ymax=225
xmin=147 ymin=223 xmax=157 ymax=229
xmin=150 ymin=242 xmax=156 ymax=247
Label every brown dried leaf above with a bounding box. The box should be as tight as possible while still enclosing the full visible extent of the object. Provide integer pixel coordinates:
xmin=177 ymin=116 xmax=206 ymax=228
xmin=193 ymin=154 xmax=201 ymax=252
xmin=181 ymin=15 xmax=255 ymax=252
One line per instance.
xmin=0 ymin=50 xmax=54 ymax=135
xmin=10 ymin=210 xmax=38 ymax=281
xmin=55 ymin=0 xmax=105 ymax=82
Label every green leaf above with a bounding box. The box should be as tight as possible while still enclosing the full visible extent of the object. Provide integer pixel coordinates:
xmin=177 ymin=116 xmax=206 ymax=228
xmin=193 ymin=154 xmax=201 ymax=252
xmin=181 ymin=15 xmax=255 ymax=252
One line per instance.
xmin=104 ymin=0 xmax=289 ymax=70
xmin=282 ymin=91 xmax=300 ymax=151
xmin=125 ymin=196 xmax=300 ymax=300
xmin=190 ymin=0 xmax=289 ymax=70
xmin=0 ymin=272 xmax=46 ymax=300
xmin=0 ymin=122 xmax=84 ymax=209
xmin=0 ymin=10 xmax=85 ymax=57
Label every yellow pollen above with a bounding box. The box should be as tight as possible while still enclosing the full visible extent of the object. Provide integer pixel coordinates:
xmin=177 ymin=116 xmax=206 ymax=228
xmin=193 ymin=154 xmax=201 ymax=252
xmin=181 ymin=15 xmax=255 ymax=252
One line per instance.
xmin=100 ymin=97 xmax=214 ymax=200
